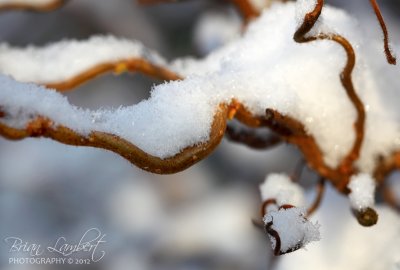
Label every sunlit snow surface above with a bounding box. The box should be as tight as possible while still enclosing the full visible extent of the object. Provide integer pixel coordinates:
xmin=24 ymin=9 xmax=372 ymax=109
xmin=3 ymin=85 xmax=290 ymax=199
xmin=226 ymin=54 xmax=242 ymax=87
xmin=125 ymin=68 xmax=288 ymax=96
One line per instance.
xmin=264 ymin=207 xmax=320 ymax=253
xmin=0 ymin=2 xmax=400 ymax=173
xmin=259 ymin=173 xmax=305 ymax=206
xmin=348 ymin=173 xmax=376 ymax=210
xmin=276 ymin=187 xmax=400 ymax=270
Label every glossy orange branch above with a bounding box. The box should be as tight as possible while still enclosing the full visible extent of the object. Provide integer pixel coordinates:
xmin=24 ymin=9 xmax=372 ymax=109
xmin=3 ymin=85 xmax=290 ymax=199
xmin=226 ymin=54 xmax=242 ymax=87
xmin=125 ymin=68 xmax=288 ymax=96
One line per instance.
xmin=374 ymin=152 xmax=400 ymax=183
xmin=369 ymin=0 xmax=396 ymax=65
xmin=263 ymin=109 xmax=350 ymax=192
xmin=228 ymin=0 xmax=260 ymax=23
xmin=294 ymin=0 xmax=365 ymax=182
xmin=44 ymin=58 xmax=182 ymax=91
xmin=0 ymin=104 xmax=227 ymax=174
xmin=0 ymin=98 xmax=341 ymax=185
xmin=0 ymin=0 xmax=67 ymax=12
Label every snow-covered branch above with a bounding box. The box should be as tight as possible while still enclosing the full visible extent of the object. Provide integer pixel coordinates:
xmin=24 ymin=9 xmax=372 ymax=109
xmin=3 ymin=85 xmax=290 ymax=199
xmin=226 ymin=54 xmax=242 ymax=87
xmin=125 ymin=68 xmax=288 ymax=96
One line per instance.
xmin=0 ymin=36 xmax=181 ymax=91
xmin=1 ymin=0 xmax=400 ymax=249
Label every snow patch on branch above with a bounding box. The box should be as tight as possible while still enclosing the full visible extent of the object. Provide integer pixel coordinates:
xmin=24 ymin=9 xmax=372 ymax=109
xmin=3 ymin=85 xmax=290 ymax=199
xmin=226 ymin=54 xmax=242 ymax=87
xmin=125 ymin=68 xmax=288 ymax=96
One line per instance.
xmin=0 ymin=35 xmax=168 ymax=84
xmin=263 ymin=207 xmax=320 ymax=254
xmin=259 ymin=173 xmax=305 ymax=207
xmin=348 ymin=173 xmax=376 ymax=210
xmin=295 ymin=0 xmax=318 ymax=27
xmin=0 ymin=2 xmax=400 ymax=171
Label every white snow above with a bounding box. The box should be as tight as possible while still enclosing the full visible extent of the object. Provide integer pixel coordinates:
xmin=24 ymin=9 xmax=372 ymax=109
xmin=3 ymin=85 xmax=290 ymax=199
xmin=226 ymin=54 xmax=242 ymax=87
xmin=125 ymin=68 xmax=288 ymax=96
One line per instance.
xmin=259 ymin=173 xmax=305 ymax=207
xmin=249 ymin=0 xmax=271 ymax=12
xmin=276 ymin=186 xmax=400 ymax=270
xmin=0 ymin=35 xmax=168 ymax=84
xmin=263 ymin=207 xmax=320 ymax=253
xmin=193 ymin=11 xmax=241 ymax=55
xmin=0 ymin=2 xmax=400 ymax=171
xmin=295 ymin=0 xmax=318 ymax=27
xmin=348 ymin=173 xmax=376 ymax=210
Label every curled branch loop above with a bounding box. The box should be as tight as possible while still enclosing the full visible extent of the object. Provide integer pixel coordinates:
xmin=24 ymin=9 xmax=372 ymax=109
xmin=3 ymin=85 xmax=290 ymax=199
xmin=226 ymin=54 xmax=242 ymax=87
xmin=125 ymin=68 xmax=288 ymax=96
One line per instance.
xmin=294 ymin=0 xmax=365 ymax=181
xmin=369 ymin=0 xmax=396 ymax=65
xmin=45 ymin=59 xmax=182 ymax=91
xmin=0 ymin=105 xmax=227 ymax=174
xmin=306 ymin=177 xmax=325 ymax=216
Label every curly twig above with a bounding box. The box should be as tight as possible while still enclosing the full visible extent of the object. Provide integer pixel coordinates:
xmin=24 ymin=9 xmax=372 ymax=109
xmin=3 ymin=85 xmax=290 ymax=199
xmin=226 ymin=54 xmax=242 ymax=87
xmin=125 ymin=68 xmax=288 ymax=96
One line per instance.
xmin=0 ymin=104 xmax=227 ymax=174
xmin=44 ymin=59 xmax=182 ymax=91
xmin=306 ymin=177 xmax=325 ymax=216
xmin=264 ymin=204 xmax=305 ymax=256
xmin=369 ymin=0 xmax=396 ymax=65
xmin=228 ymin=0 xmax=260 ymax=22
xmin=294 ymin=0 xmax=365 ymax=181
xmin=260 ymin=198 xmax=277 ymax=217
xmin=290 ymin=158 xmax=306 ymax=182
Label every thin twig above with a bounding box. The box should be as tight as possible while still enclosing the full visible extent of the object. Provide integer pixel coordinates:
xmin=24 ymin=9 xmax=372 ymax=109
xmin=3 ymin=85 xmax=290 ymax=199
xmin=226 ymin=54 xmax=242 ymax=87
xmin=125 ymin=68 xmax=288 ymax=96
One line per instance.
xmin=261 ymin=198 xmax=277 ymax=217
xmin=290 ymin=158 xmax=306 ymax=182
xmin=45 ymin=59 xmax=182 ymax=91
xmin=369 ymin=0 xmax=396 ymax=65
xmin=293 ymin=0 xmax=365 ymax=184
xmin=228 ymin=0 xmax=260 ymax=23
xmin=306 ymin=177 xmax=325 ymax=216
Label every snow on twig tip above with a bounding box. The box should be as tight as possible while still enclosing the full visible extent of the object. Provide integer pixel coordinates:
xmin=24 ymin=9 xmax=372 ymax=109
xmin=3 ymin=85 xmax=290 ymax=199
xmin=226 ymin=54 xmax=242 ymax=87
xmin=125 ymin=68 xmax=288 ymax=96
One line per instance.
xmin=259 ymin=173 xmax=305 ymax=208
xmin=348 ymin=173 xmax=376 ymax=211
xmin=348 ymin=173 xmax=378 ymax=226
xmin=1 ymin=2 xmax=400 ymax=178
xmin=295 ymin=0 xmax=318 ymax=28
xmin=263 ymin=207 xmax=320 ymax=255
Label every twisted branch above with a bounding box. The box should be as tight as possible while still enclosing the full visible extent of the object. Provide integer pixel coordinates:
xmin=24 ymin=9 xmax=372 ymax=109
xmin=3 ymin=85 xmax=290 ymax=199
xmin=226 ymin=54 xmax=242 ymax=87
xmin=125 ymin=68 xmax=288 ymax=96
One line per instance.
xmin=228 ymin=0 xmax=260 ymax=22
xmin=294 ymin=0 xmax=365 ymax=183
xmin=369 ymin=0 xmax=396 ymax=65
xmin=306 ymin=177 xmax=325 ymax=216
xmin=44 ymin=58 xmax=182 ymax=91
xmin=0 ymin=104 xmax=227 ymax=174
xmin=0 ymin=96 xmax=350 ymax=183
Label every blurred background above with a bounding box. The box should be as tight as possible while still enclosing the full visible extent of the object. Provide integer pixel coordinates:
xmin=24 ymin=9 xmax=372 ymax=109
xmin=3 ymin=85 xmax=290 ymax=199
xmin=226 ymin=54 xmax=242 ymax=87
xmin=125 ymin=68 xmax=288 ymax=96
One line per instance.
xmin=0 ymin=0 xmax=400 ymax=269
